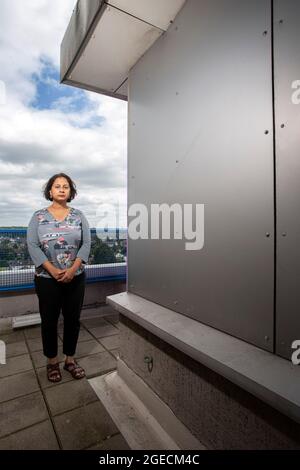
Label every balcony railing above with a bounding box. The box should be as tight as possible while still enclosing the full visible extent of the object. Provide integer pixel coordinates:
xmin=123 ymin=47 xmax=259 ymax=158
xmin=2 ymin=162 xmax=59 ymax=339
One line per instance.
xmin=0 ymin=228 xmax=127 ymax=292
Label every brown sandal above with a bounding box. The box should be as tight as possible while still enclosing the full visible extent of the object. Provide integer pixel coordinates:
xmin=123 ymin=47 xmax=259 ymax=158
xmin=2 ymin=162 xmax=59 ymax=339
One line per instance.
xmin=63 ymin=360 xmax=85 ymax=379
xmin=47 ymin=363 xmax=62 ymax=383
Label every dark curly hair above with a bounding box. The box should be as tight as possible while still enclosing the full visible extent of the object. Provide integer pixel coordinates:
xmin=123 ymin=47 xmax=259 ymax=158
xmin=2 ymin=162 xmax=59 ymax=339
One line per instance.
xmin=43 ymin=173 xmax=77 ymax=202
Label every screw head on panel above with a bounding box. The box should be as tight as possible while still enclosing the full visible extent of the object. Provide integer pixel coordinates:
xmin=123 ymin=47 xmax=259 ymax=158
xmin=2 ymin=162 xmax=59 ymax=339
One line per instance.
xmin=263 ymin=30 xmax=268 ymax=36
xmin=265 ymin=232 xmax=270 ymax=237
xmin=264 ymin=130 xmax=269 ymax=134
xmin=279 ymin=19 xmax=283 ymax=24
xmin=280 ymin=123 xmax=285 ymax=128
xmin=282 ymin=232 xmax=287 ymax=237
xmin=144 ymin=356 xmax=153 ymax=372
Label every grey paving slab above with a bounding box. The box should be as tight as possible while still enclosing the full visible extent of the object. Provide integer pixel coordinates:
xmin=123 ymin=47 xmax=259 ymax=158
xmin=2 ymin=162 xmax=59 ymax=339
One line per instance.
xmin=81 ymin=317 xmax=110 ymax=329
xmin=24 ymin=326 xmax=42 ymax=340
xmin=110 ymin=349 xmax=120 ymax=360
xmin=31 ymin=347 xmax=64 ymax=369
xmin=101 ymin=305 xmax=120 ymax=315
xmin=77 ymin=351 xmax=117 ymax=378
xmin=76 ymin=329 xmax=95 ymax=343
xmin=88 ymin=324 xmax=119 ymax=339
xmin=98 ymin=334 xmax=119 ymax=351
xmin=0 ymin=318 xmax=13 ymax=335
xmin=85 ymin=433 xmax=131 ymax=450
xmin=54 ymin=401 xmax=119 ymax=450
xmin=0 ymin=330 xmax=25 ymax=344
xmin=0 ymin=370 xmax=39 ymax=404
xmin=0 ymin=391 xmax=48 ymax=438
xmin=75 ymin=339 xmax=105 ymax=358
xmin=44 ymin=379 xmax=99 ymax=416
xmin=6 ymin=340 xmax=28 ymax=358
xmin=81 ymin=306 xmax=114 ymax=317
xmin=0 ymin=354 xmax=33 ymax=378
xmin=103 ymin=314 xmax=120 ymax=326
xmin=27 ymin=336 xmax=62 ymax=353
xmin=0 ymin=419 xmax=59 ymax=450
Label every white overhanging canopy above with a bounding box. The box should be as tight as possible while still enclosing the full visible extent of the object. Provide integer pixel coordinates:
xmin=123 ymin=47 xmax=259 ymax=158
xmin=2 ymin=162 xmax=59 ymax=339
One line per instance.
xmin=60 ymin=0 xmax=186 ymax=100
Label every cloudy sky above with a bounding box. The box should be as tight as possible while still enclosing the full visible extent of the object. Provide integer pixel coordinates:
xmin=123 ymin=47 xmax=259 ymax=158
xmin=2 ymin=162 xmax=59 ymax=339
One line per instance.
xmin=0 ymin=0 xmax=127 ymax=228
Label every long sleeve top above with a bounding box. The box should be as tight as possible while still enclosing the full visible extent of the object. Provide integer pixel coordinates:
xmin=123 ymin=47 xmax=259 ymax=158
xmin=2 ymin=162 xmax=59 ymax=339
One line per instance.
xmin=26 ymin=206 xmax=91 ymax=278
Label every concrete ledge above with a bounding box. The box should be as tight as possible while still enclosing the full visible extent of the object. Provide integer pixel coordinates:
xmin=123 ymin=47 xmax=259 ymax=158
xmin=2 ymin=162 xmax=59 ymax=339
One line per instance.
xmin=107 ymin=292 xmax=300 ymax=425
xmin=117 ymin=358 xmax=204 ymax=450
xmin=89 ymin=367 xmax=178 ymax=450
xmin=89 ymin=358 xmax=204 ymax=450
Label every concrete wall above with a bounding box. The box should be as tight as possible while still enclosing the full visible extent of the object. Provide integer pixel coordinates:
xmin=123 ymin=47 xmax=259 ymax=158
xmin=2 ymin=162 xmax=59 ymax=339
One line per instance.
xmin=0 ymin=280 xmax=126 ymax=318
xmin=119 ymin=314 xmax=300 ymax=449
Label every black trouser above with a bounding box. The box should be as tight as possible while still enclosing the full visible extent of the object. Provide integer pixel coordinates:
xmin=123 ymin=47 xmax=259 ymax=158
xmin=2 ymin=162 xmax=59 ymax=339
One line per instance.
xmin=34 ymin=271 xmax=86 ymax=359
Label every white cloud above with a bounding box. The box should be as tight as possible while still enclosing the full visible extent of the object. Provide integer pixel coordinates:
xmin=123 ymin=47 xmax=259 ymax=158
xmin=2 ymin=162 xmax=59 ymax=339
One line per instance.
xmin=0 ymin=0 xmax=75 ymax=102
xmin=0 ymin=0 xmax=128 ymax=228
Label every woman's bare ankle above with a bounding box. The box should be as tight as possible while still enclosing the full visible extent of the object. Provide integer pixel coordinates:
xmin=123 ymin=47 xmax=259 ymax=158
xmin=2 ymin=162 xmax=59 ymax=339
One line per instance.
xmin=48 ymin=356 xmax=58 ymax=365
xmin=65 ymin=355 xmax=74 ymax=364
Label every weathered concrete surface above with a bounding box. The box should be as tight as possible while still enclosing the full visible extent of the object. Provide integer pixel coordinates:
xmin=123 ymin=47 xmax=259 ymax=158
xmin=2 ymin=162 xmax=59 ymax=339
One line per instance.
xmin=119 ymin=315 xmax=300 ymax=449
xmin=0 ymin=306 xmax=127 ymax=450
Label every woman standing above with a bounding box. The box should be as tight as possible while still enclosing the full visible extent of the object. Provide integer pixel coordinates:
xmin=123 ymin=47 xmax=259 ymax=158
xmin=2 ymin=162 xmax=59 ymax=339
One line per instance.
xmin=26 ymin=173 xmax=91 ymax=382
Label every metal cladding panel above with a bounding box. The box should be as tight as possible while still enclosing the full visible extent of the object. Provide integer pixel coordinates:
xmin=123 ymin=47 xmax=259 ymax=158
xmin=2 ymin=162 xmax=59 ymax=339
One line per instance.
xmin=274 ymin=1 xmax=300 ymax=359
xmin=61 ymin=0 xmax=103 ymax=82
xmin=107 ymin=0 xmax=187 ymax=31
xmin=127 ymin=0 xmax=274 ymax=350
xmin=69 ymin=4 xmax=162 ymax=94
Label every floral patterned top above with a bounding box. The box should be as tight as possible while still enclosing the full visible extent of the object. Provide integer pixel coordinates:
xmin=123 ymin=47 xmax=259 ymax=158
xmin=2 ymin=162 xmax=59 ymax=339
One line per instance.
xmin=26 ymin=207 xmax=91 ymax=278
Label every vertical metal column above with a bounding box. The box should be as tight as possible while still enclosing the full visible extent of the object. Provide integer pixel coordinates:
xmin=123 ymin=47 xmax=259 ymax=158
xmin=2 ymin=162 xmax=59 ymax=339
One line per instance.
xmin=273 ymin=0 xmax=300 ymax=359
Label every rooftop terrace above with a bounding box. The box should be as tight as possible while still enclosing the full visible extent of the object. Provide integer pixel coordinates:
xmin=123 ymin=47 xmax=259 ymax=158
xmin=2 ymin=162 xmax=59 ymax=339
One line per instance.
xmin=0 ymin=304 xmax=130 ymax=450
